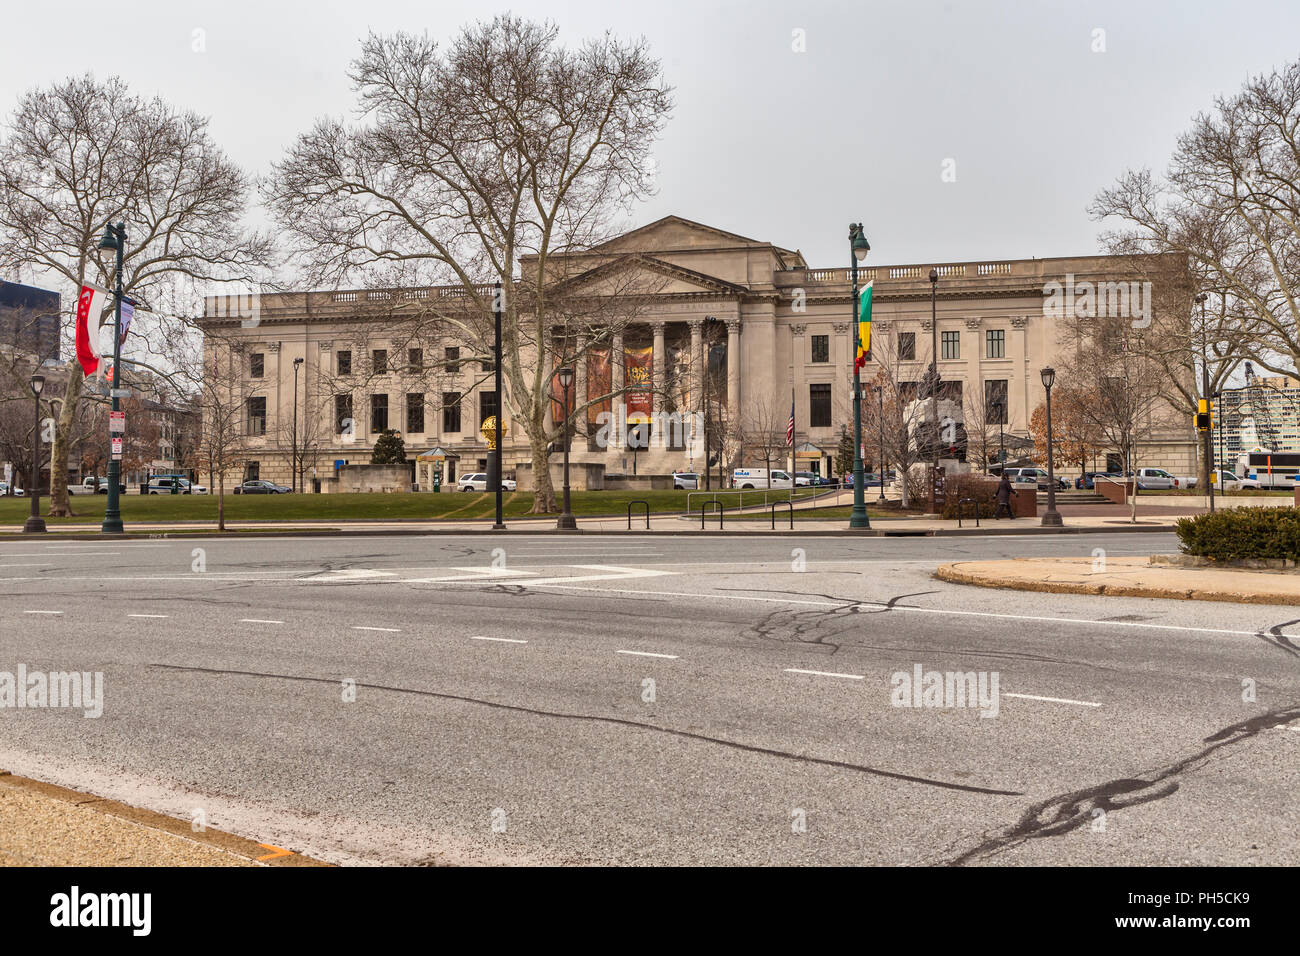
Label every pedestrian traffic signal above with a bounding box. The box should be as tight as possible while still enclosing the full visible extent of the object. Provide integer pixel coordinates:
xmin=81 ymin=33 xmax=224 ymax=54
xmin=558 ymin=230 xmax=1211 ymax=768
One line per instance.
xmin=1196 ymin=399 xmax=1211 ymax=431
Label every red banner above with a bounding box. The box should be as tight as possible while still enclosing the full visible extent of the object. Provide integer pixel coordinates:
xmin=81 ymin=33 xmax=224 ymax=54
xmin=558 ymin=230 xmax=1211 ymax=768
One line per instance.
xmin=586 ymin=349 xmax=610 ymax=427
xmin=626 ymin=346 xmax=653 ymax=424
xmin=74 ymin=284 xmax=106 ymax=377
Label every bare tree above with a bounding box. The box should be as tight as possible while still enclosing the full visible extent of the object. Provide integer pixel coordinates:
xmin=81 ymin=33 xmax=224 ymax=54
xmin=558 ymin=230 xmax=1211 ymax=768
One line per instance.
xmin=0 ymin=74 xmax=268 ymax=516
xmin=738 ymin=391 xmax=789 ymax=488
xmin=264 ymin=17 xmax=673 ymax=512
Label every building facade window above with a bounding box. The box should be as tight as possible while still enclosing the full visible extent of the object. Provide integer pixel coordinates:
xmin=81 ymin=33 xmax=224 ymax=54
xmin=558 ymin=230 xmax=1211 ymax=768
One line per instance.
xmin=442 ymin=392 xmax=461 ymax=432
xmin=372 ymin=349 xmax=388 ymax=374
xmin=335 ymin=394 xmax=353 ymax=433
xmin=337 ymin=350 xmax=351 ymax=375
xmin=479 ymin=390 xmax=498 ymax=426
xmin=898 ymin=332 xmax=916 ymax=361
xmin=444 ymin=346 xmax=459 ymax=370
xmin=941 ymin=331 xmax=960 ymax=360
xmin=809 ymin=383 xmax=832 ymax=428
xmin=247 ymin=396 xmax=266 ymax=436
xmin=370 ymin=393 xmax=388 ymax=433
xmin=250 ymin=353 xmax=264 ymax=378
xmin=481 ymin=358 xmax=496 ymax=373
xmin=985 ymin=379 xmax=1008 ymax=424
xmin=245 ymin=461 xmax=260 ymax=481
xmin=408 ymin=348 xmax=423 ymax=372
xmin=406 ymin=393 xmax=425 ymax=434
xmin=811 ymin=335 xmax=829 ymax=363
xmin=986 ymin=329 xmax=1005 ymax=359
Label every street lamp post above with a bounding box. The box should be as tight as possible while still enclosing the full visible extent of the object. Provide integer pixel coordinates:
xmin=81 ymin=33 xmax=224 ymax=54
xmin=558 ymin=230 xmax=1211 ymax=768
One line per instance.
xmin=492 ymin=281 xmax=505 ymax=531
xmin=1040 ymin=367 xmax=1063 ymax=527
xmin=848 ymin=223 xmax=871 ymax=529
xmin=98 ymin=222 xmax=127 ymax=534
xmin=292 ymin=355 xmax=303 ymax=493
xmin=1195 ymin=292 xmax=1214 ymax=513
xmin=928 ymin=268 xmax=939 ymax=514
xmin=24 ymin=374 xmax=46 ymax=534
xmin=556 ymin=366 xmax=577 ymax=531
xmin=875 ymin=384 xmax=886 ymax=503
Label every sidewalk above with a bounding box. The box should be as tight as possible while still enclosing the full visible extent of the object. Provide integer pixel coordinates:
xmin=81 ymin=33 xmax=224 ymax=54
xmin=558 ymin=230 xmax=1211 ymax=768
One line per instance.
xmin=936 ymin=555 xmax=1300 ymax=605
xmin=0 ymin=771 xmax=326 ymax=866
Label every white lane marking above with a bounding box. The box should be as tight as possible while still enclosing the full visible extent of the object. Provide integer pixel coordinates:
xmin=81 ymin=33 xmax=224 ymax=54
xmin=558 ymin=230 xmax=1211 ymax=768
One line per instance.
xmin=510 ymin=552 xmax=666 ymax=557
xmin=239 ymin=618 xmax=284 ymax=625
xmin=1003 ymin=692 xmax=1103 ymax=708
xmin=301 ymin=568 xmax=396 ymax=581
xmin=784 ymin=668 xmax=865 ymax=680
xmin=616 ymin=649 xmax=679 ymax=659
xmin=470 ymin=636 xmax=528 ymax=644
xmin=128 ymin=614 xmax=170 ymax=619
xmin=23 ymin=610 xmax=62 ymax=615
xmin=353 ymin=626 xmax=401 ymax=632
xmin=396 ymin=567 xmax=540 ymax=584
xmin=530 ymin=584 xmax=1288 ymax=639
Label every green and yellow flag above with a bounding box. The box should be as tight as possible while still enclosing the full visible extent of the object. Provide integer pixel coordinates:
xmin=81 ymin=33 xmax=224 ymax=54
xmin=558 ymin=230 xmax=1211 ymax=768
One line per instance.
xmin=854 ymin=280 xmax=874 ymax=373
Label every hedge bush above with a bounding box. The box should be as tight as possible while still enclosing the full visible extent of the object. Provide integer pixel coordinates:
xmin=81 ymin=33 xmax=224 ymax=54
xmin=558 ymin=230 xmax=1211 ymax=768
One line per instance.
xmin=1175 ymin=506 xmax=1300 ymax=561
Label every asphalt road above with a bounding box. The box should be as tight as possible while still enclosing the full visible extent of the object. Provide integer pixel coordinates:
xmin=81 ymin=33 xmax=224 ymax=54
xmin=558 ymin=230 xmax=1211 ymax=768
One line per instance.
xmin=1 ymin=531 xmax=1297 ymax=866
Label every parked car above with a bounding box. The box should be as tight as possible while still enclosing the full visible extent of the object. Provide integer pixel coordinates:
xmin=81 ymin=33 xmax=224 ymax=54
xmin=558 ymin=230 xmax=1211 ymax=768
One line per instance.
xmin=732 ymin=467 xmax=793 ymax=489
xmin=1004 ymin=467 xmax=1070 ymax=491
xmin=70 ymin=476 xmax=126 ymax=494
xmin=1126 ymin=467 xmax=1177 ymax=491
xmin=147 ymin=475 xmax=193 ymax=495
xmin=672 ymin=472 xmax=699 ymax=490
xmin=457 ymin=473 xmax=516 ymax=492
xmin=0 ymin=481 xmax=23 ymax=497
xmin=187 ymin=479 xmax=209 ymax=495
xmin=794 ymin=471 xmax=817 ymax=487
xmin=1074 ymin=471 xmax=1119 ymax=490
xmin=1209 ymin=469 xmax=1240 ymax=491
xmin=232 ymin=479 xmax=291 ymax=494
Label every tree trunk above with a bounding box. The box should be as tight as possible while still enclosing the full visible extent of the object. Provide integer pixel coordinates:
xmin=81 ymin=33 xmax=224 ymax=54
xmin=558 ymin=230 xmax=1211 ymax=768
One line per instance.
xmin=218 ymin=479 xmax=225 ymax=532
xmin=527 ymin=417 xmax=557 ymax=514
xmin=48 ymin=367 xmax=86 ymax=517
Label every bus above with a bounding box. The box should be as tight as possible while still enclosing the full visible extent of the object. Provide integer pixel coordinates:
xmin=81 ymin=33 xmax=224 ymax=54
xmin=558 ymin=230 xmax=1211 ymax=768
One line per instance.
xmin=1235 ymin=451 xmax=1300 ymax=488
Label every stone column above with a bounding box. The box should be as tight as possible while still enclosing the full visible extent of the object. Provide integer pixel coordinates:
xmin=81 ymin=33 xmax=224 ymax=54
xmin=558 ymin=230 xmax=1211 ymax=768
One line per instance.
xmin=1010 ymin=316 xmax=1029 ymax=432
xmin=575 ymin=332 xmax=588 ymax=449
xmin=651 ymin=321 xmax=666 ymax=415
xmin=612 ymin=330 xmax=625 ymax=454
xmin=726 ymin=319 xmax=741 ymax=414
xmin=790 ymin=323 xmax=807 ymax=473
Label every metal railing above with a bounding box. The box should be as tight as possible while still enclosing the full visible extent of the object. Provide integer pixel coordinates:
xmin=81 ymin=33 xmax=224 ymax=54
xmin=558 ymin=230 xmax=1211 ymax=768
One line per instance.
xmin=700 ymin=501 xmax=724 ymax=530
xmin=770 ymin=501 xmax=793 ymax=530
xmin=685 ymin=487 xmax=824 ymax=515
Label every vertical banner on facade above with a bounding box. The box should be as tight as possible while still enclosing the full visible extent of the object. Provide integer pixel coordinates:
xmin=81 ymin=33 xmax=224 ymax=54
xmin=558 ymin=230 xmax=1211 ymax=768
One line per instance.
xmin=586 ymin=349 xmax=611 ymax=429
xmin=626 ymin=346 xmax=653 ymax=424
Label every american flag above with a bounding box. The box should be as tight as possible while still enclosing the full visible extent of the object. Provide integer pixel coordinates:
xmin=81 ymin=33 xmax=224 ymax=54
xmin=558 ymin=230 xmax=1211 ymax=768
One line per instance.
xmin=786 ymin=401 xmax=795 ymax=445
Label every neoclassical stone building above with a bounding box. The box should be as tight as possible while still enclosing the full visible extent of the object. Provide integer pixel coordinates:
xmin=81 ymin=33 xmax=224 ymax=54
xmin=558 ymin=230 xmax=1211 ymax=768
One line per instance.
xmin=200 ymin=216 xmax=1196 ymax=488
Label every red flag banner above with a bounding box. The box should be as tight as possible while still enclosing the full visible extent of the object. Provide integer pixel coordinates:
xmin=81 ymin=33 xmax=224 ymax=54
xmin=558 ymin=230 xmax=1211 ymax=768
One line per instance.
xmin=586 ymin=349 xmax=611 ymax=428
xmin=626 ymin=346 xmax=653 ymax=424
xmin=74 ymin=284 xmax=107 ymax=377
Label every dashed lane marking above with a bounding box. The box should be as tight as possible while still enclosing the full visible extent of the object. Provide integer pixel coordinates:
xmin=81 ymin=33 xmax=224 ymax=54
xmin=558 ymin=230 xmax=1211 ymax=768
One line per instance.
xmin=784 ymin=668 xmax=865 ymax=680
xmin=1003 ymin=692 xmax=1103 ymax=708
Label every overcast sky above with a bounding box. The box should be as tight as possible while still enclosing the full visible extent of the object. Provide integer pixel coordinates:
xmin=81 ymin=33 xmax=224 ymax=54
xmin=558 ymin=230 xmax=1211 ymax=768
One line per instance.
xmin=2 ymin=0 xmax=1298 ymax=269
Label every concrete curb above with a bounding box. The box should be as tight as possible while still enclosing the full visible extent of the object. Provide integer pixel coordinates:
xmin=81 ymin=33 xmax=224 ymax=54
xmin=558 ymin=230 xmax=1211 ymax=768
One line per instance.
xmin=934 ymin=563 xmax=1300 ymax=606
xmin=0 ymin=523 xmax=1181 ymax=542
xmin=0 ymin=770 xmax=331 ymax=867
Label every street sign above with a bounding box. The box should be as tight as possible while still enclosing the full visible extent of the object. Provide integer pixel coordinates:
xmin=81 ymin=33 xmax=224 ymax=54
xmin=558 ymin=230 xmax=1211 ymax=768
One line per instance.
xmin=109 ymin=411 xmax=125 ymax=434
xmin=111 ymin=388 xmax=131 ymax=399
xmin=111 ymin=437 xmax=123 ymax=460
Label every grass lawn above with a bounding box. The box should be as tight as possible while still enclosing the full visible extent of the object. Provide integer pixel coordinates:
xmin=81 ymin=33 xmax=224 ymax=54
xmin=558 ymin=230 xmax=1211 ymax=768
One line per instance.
xmin=0 ymin=487 xmax=841 ymax=526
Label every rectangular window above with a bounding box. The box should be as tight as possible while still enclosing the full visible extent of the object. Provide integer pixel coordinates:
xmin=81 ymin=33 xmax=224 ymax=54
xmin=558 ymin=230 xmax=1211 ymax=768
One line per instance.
xmin=335 ymin=394 xmax=353 ymax=434
xmin=985 ymin=379 xmax=1008 ymax=424
xmin=481 ymin=358 xmax=496 ymax=373
xmin=939 ymin=381 xmax=963 ymax=404
xmin=370 ymin=393 xmax=388 ymax=433
xmin=408 ymin=348 xmax=423 ymax=372
xmin=372 ymin=349 xmax=388 ymax=374
xmin=898 ymin=332 xmax=916 ymax=361
xmin=442 ymin=392 xmax=461 ymax=432
xmin=811 ymin=335 xmax=829 ymax=363
xmin=247 ymin=396 xmax=266 ymax=436
xmin=337 ymin=350 xmax=351 ymax=375
xmin=986 ymin=329 xmax=1005 ymax=359
xmin=444 ymin=346 xmax=460 ymax=370
xmin=406 ymin=393 xmax=424 ymax=434
xmin=250 ymin=353 xmax=264 ymax=378
xmin=479 ymin=390 xmax=498 ymax=426
xmin=941 ymin=331 xmax=960 ymax=360
xmin=245 ymin=461 xmax=259 ymax=481
xmin=809 ymin=383 xmax=832 ymax=428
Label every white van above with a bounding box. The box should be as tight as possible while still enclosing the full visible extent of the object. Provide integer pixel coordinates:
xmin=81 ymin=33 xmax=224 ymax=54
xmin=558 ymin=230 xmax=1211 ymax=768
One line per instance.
xmin=732 ymin=467 xmax=793 ymax=489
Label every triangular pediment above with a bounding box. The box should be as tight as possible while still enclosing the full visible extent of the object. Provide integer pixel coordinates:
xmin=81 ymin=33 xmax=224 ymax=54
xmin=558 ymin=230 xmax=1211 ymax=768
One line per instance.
xmin=594 ymin=215 xmax=773 ymax=254
xmin=553 ymin=253 xmax=749 ymax=298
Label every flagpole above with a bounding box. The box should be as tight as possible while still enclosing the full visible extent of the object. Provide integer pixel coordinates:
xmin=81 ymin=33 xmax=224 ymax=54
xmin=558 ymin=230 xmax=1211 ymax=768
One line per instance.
xmin=849 ymin=223 xmax=871 ymax=529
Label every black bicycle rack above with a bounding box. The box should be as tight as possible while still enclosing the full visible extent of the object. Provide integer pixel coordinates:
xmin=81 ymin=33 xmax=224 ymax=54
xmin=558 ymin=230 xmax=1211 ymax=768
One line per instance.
xmin=957 ymin=497 xmax=980 ymax=528
xmin=771 ymin=500 xmax=793 ymax=530
xmin=627 ymin=499 xmax=650 ymax=530
xmin=701 ymin=501 xmax=724 ymax=530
